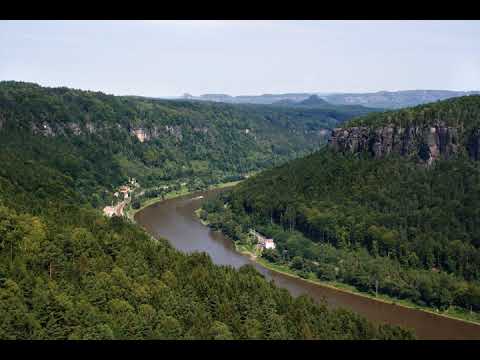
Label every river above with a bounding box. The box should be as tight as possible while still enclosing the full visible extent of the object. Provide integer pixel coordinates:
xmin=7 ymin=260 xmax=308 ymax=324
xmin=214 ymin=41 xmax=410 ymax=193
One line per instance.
xmin=134 ymin=187 xmax=480 ymax=340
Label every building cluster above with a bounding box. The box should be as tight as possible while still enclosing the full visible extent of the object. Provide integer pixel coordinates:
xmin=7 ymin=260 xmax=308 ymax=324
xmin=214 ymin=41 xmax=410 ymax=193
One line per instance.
xmin=113 ymin=178 xmax=139 ymax=200
xmin=103 ymin=178 xmax=140 ymax=218
xmin=249 ymin=229 xmax=276 ymax=250
xmin=117 ymin=185 xmax=131 ymax=200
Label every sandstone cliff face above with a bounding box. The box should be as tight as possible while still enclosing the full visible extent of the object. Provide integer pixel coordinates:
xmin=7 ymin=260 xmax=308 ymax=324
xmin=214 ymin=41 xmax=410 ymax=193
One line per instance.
xmin=31 ymin=122 xmax=56 ymax=137
xmin=130 ymin=128 xmax=150 ymax=143
xmin=128 ymin=125 xmax=205 ymax=143
xmin=329 ymin=122 xmax=471 ymax=164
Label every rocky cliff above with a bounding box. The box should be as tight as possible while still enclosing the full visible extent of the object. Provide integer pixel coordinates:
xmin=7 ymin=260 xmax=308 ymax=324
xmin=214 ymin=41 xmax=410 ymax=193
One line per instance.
xmin=328 ymin=121 xmax=477 ymax=164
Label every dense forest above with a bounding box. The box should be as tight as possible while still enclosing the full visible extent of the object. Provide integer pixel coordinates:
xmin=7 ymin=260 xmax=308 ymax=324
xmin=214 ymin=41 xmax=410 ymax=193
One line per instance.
xmin=0 ymin=82 xmax=414 ymax=339
xmin=200 ymin=96 xmax=480 ymax=316
xmin=348 ymin=95 xmax=480 ymax=130
xmin=0 ymin=81 xmax=377 ymax=207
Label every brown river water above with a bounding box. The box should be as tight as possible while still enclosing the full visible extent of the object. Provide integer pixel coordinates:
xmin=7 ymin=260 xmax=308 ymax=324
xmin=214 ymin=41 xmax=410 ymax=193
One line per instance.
xmin=134 ymin=187 xmax=480 ymax=340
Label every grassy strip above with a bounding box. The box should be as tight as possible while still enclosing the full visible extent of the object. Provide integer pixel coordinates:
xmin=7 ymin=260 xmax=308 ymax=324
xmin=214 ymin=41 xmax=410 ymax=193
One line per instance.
xmin=126 ymin=185 xmax=190 ymax=221
xmin=235 ymin=242 xmax=262 ymax=259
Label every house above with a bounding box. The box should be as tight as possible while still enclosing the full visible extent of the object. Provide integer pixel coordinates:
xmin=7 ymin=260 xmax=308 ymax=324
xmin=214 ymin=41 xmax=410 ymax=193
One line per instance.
xmin=118 ymin=185 xmax=131 ymax=200
xmin=264 ymin=239 xmax=276 ymax=250
xmin=119 ymin=185 xmax=130 ymax=193
xmin=249 ymin=229 xmax=276 ymax=250
xmin=103 ymin=206 xmax=115 ymax=217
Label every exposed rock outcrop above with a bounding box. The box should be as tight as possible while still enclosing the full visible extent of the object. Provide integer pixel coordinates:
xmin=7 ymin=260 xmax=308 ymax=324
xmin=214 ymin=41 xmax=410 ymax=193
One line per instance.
xmin=130 ymin=128 xmax=150 ymax=143
xmin=129 ymin=125 xmax=165 ymax=143
xmin=66 ymin=123 xmax=82 ymax=135
xmin=129 ymin=125 xmax=191 ymax=143
xmin=193 ymin=126 xmax=209 ymax=134
xmin=329 ymin=122 xmax=469 ymax=164
xmin=85 ymin=122 xmax=96 ymax=134
xmin=32 ymin=122 xmax=56 ymax=137
xmin=165 ymin=125 xmax=183 ymax=141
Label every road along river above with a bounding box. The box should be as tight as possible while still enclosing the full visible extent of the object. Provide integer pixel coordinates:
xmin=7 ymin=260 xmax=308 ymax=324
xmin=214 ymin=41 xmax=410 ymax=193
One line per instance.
xmin=134 ymin=187 xmax=480 ymax=340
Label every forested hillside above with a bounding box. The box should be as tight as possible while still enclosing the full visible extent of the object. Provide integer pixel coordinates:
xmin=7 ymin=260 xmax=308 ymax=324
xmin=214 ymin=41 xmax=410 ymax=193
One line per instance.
xmin=201 ymin=96 xmax=480 ymax=319
xmin=0 ymin=81 xmax=376 ymax=207
xmin=0 ymin=83 xmax=413 ymax=340
xmin=271 ymin=95 xmax=379 ymax=114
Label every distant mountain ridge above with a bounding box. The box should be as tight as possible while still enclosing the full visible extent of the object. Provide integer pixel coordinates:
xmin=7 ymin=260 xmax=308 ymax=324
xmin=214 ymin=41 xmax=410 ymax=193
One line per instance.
xmin=179 ymin=90 xmax=480 ymax=109
xmin=182 ymin=92 xmax=320 ymax=105
xmin=325 ymin=90 xmax=480 ymax=109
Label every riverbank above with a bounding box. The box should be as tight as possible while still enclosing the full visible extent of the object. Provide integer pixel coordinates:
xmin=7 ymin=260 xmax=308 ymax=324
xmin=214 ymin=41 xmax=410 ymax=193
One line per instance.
xmin=193 ymin=211 xmax=480 ymax=327
xmin=236 ymin=243 xmax=480 ymax=326
xmin=253 ymin=254 xmax=480 ymax=326
xmin=135 ymin=187 xmax=480 ymax=339
xmin=127 ymin=179 xmax=243 ymax=222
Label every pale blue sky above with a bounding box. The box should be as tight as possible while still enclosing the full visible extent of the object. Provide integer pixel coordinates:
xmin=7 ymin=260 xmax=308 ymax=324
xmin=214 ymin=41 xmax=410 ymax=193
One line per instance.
xmin=1 ymin=20 xmax=479 ymax=97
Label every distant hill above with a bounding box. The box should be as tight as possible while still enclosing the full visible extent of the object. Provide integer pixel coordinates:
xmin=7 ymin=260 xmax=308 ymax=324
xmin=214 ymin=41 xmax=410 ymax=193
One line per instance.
xmin=270 ymin=95 xmax=383 ymax=117
xmin=298 ymin=95 xmax=331 ymax=107
xmin=179 ymin=90 xmax=480 ymax=110
xmin=272 ymin=95 xmax=330 ymax=107
xmin=323 ymin=90 xmax=480 ymax=109
xmin=181 ymin=93 xmax=318 ymax=105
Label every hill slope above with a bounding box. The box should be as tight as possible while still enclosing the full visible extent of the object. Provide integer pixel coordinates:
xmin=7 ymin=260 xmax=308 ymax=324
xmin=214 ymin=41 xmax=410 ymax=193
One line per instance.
xmin=0 ymin=81 xmax=378 ymax=207
xmin=0 ymin=82 xmax=413 ymax=339
xmin=331 ymin=95 xmax=480 ymax=164
xmin=201 ymin=96 xmax=480 ymax=319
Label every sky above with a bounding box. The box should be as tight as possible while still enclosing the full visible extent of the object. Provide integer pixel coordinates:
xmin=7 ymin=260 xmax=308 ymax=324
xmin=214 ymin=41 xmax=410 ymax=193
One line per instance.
xmin=1 ymin=20 xmax=480 ymax=97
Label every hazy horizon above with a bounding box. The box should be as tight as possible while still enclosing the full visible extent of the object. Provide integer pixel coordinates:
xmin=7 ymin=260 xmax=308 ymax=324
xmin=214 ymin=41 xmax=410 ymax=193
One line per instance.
xmin=1 ymin=20 xmax=480 ymax=97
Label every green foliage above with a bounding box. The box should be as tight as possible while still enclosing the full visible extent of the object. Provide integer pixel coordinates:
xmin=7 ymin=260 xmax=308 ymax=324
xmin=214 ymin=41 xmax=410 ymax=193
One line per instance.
xmin=0 ymin=202 xmax=413 ymax=339
xmin=132 ymin=201 xmax=141 ymax=210
xmin=205 ymin=144 xmax=480 ymax=313
xmin=0 ymin=81 xmax=374 ymax=204
xmin=347 ymin=95 xmax=480 ymax=130
xmin=0 ymin=82 xmax=412 ymax=339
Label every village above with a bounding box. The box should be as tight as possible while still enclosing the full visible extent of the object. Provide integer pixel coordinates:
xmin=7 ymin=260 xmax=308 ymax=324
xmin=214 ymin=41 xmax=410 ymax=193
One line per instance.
xmin=102 ymin=177 xmax=139 ymax=217
xmin=102 ymin=178 xmax=278 ymax=255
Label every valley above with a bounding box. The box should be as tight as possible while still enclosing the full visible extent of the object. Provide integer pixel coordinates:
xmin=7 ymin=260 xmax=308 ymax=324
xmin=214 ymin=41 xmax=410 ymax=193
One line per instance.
xmin=135 ymin=187 xmax=480 ymax=339
xmin=3 ymin=19 xmax=480 ymax=343
xmin=1 ymin=82 xmax=480 ymax=340
xmin=198 ymin=95 xmax=480 ymax=329
xmin=0 ymin=81 xmax=414 ymax=340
